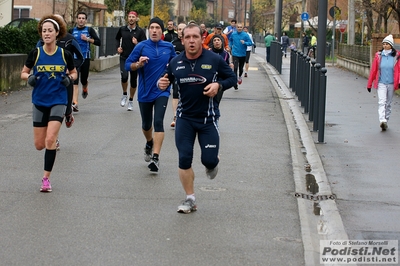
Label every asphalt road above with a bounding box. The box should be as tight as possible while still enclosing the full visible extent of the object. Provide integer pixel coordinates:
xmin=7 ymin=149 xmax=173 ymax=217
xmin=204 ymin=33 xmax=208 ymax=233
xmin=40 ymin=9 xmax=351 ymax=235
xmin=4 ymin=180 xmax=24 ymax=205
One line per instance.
xmin=0 ymin=51 xmax=305 ymax=265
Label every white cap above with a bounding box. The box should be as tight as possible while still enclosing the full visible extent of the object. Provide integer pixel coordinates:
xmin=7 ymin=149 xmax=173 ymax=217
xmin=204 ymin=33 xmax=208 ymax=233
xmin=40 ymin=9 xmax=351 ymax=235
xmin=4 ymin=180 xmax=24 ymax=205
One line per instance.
xmin=382 ymin=34 xmax=394 ymax=48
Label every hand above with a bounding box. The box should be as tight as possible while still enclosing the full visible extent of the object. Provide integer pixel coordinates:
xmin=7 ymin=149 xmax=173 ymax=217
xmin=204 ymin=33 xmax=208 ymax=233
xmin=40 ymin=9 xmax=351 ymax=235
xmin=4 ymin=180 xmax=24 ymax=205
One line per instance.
xmin=158 ymin=74 xmax=170 ymax=90
xmin=28 ymin=74 xmax=37 ymax=87
xmin=203 ymin=82 xmax=219 ymax=97
xmin=367 ymin=88 xmax=371 ymax=93
xmin=81 ymin=34 xmax=88 ymax=41
xmin=61 ymin=76 xmax=72 ymax=87
xmin=138 ymin=56 xmax=149 ymax=65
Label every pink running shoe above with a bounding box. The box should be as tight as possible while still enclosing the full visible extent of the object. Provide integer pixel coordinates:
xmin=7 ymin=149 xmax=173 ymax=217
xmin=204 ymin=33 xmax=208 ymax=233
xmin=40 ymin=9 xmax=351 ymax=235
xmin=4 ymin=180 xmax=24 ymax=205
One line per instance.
xmin=40 ymin=177 xmax=52 ymax=192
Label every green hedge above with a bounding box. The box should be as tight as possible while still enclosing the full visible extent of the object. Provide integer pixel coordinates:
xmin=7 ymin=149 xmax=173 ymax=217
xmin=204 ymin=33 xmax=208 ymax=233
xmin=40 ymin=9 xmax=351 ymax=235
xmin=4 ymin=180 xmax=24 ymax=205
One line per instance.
xmin=0 ymin=20 xmax=40 ymax=54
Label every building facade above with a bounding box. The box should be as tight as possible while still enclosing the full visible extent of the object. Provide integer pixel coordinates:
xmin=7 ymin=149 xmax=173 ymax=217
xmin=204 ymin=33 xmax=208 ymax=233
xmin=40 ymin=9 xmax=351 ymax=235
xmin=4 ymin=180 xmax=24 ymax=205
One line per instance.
xmin=12 ymin=0 xmax=107 ymax=26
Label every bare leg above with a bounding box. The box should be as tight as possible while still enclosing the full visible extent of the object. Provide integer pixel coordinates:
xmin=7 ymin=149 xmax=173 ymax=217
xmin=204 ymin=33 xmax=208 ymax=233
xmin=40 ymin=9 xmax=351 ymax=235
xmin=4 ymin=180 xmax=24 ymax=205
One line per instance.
xmin=129 ymin=87 xmax=137 ymax=100
xmin=73 ymin=84 xmax=79 ymax=105
xmin=143 ymin=127 xmax=153 ymax=143
xmin=34 ymin=121 xmax=62 ymax=179
xmin=153 ymin=132 xmax=164 ymax=155
xmin=121 ymin=82 xmax=128 ymax=93
xmin=179 ymin=167 xmax=195 ymax=195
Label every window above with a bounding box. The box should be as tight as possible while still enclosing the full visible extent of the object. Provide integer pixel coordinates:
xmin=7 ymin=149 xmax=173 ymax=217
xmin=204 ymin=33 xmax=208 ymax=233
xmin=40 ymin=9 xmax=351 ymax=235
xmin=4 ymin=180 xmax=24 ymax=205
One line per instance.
xmin=13 ymin=6 xmax=31 ymax=19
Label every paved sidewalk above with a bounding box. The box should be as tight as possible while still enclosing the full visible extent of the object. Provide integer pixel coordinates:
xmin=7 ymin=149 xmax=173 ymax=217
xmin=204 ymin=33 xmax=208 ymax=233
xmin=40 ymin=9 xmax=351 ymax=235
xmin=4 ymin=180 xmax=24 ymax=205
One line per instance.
xmin=261 ymin=48 xmax=400 ymax=264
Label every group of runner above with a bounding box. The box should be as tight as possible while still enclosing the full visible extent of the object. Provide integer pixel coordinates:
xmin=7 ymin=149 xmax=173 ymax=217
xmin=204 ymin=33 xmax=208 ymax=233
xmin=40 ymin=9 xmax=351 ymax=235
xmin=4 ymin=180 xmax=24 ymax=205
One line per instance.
xmin=21 ymin=13 xmax=255 ymax=214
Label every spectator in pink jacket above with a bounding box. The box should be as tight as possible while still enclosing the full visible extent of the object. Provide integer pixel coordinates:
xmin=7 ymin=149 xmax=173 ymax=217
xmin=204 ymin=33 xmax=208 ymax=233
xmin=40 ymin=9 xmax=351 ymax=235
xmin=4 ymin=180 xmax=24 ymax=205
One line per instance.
xmin=367 ymin=34 xmax=400 ymax=131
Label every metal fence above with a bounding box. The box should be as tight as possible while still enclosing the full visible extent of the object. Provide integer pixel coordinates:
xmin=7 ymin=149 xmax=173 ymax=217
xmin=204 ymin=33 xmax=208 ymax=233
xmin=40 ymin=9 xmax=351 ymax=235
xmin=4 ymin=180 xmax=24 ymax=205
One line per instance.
xmin=289 ymin=49 xmax=328 ymax=143
xmin=337 ymin=43 xmax=369 ymax=64
xmin=270 ymin=41 xmax=282 ymax=73
xmin=93 ymin=27 xmax=120 ymax=58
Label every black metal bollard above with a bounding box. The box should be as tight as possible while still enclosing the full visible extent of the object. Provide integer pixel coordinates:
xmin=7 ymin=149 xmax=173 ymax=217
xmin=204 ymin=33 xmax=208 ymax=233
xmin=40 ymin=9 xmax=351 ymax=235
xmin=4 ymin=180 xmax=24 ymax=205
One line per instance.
xmin=270 ymin=42 xmax=276 ymax=68
xmin=294 ymin=51 xmax=302 ymax=93
xmin=303 ymin=56 xmax=311 ymax=113
xmin=312 ymin=63 xmax=321 ymax=132
xmin=317 ymin=68 xmax=328 ymax=143
xmin=289 ymin=49 xmax=297 ymax=90
xmin=297 ymin=52 xmax=305 ymax=97
xmin=300 ymin=54 xmax=310 ymax=108
xmin=276 ymin=44 xmax=282 ymax=74
xmin=308 ymin=59 xmax=317 ymax=121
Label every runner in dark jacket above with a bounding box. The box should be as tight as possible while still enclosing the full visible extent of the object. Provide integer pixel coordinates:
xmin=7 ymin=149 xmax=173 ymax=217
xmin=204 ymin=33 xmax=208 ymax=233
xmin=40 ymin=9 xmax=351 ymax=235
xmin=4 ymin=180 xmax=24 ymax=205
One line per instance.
xmin=115 ymin=11 xmax=147 ymax=111
xmin=157 ymin=24 xmax=236 ymax=214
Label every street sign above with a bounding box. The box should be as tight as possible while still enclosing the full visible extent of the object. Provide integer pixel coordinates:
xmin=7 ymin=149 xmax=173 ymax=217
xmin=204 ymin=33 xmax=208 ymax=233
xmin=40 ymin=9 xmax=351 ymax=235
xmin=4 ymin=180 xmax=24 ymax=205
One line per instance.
xmin=329 ymin=6 xmax=341 ymax=19
xmin=301 ymin=12 xmax=309 ymax=21
xmin=339 ymin=24 xmax=346 ymax=33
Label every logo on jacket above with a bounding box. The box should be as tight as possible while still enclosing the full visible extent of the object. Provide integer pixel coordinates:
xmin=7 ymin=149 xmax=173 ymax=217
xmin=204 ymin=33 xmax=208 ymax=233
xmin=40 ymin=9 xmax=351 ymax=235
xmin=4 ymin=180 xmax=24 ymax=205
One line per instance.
xmin=201 ymin=64 xmax=212 ymax=70
xmin=179 ymin=74 xmax=207 ymax=85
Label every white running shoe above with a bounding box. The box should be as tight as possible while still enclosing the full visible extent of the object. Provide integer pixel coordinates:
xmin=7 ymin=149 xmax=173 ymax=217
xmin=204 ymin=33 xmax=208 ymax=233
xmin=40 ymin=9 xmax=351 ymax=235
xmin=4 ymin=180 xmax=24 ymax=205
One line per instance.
xmin=120 ymin=95 xmax=128 ymax=107
xmin=127 ymin=101 xmax=133 ymax=111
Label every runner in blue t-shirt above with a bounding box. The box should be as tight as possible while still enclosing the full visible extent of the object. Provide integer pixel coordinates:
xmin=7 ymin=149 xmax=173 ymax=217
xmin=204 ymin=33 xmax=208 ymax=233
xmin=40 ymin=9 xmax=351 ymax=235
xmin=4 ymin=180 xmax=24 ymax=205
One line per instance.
xmin=69 ymin=11 xmax=101 ymax=112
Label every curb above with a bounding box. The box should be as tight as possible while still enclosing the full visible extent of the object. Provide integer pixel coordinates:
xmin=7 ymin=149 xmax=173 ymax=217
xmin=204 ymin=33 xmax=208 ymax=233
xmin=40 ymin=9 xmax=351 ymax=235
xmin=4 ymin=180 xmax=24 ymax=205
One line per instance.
xmin=253 ymin=53 xmax=350 ymax=266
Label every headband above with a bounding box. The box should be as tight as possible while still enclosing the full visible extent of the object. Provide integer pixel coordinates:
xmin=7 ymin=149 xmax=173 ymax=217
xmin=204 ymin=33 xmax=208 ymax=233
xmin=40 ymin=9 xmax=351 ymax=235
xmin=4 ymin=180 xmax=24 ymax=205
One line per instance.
xmin=43 ymin=18 xmax=60 ymax=31
xmin=128 ymin=11 xmax=138 ymax=17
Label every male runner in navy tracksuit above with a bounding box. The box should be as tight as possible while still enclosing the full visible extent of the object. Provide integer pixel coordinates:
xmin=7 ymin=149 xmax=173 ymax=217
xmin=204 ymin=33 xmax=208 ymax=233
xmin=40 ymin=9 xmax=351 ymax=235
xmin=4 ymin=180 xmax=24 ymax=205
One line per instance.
xmin=158 ymin=24 xmax=236 ymax=214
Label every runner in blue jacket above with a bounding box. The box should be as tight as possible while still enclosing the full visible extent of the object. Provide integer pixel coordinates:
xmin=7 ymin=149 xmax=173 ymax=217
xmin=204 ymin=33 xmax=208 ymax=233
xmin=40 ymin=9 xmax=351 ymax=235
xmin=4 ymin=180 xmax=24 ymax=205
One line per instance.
xmin=229 ymin=23 xmax=253 ymax=88
xmin=125 ymin=17 xmax=176 ymax=173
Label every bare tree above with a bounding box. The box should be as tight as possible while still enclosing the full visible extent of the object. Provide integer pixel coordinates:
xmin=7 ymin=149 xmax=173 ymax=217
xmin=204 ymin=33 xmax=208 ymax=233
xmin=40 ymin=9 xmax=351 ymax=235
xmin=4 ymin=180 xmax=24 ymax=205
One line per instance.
xmin=362 ymin=0 xmax=375 ymax=40
xmin=388 ymin=0 xmax=400 ymax=32
xmin=371 ymin=0 xmax=392 ymax=33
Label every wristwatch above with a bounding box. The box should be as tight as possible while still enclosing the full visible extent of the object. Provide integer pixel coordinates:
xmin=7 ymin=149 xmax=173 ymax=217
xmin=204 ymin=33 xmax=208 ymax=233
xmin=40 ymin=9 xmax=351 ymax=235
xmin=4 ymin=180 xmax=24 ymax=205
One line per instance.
xmin=218 ymin=83 xmax=223 ymax=92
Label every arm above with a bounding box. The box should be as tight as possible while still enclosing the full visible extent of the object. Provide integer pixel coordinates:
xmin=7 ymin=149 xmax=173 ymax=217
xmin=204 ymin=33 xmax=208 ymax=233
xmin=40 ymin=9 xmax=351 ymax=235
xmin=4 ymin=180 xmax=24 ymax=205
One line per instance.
xmin=244 ymin=35 xmax=253 ymax=46
xmin=65 ymin=50 xmax=78 ymax=80
xmin=217 ymin=56 xmax=237 ymax=91
xmin=125 ymin=43 xmax=149 ymax=71
xmin=115 ymin=27 xmax=122 ymax=51
xmin=157 ymin=63 xmax=174 ymax=90
xmin=64 ymin=51 xmax=77 ymax=115
xmin=367 ymin=54 xmax=379 ymax=89
xmin=203 ymin=34 xmax=212 ymax=49
xmin=21 ymin=49 xmax=36 ymax=81
xmin=88 ymin=27 xmax=101 ymax=46
xmin=203 ymin=57 xmax=236 ymax=98
xmin=71 ymin=38 xmax=84 ymax=68
xmin=223 ymin=35 xmax=230 ymax=51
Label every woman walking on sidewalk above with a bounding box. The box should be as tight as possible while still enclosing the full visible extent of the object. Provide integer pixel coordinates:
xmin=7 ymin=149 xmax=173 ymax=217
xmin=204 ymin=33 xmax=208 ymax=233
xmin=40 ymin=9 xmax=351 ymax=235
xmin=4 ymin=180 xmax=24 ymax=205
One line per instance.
xmin=367 ymin=34 xmax=400 ymax=131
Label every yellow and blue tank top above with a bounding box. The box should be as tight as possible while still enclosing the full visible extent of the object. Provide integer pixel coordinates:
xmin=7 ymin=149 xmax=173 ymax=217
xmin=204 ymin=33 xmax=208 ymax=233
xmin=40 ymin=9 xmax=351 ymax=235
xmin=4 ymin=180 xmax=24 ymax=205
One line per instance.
xmin=32 ymin=46 xmax=68 ymax=107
